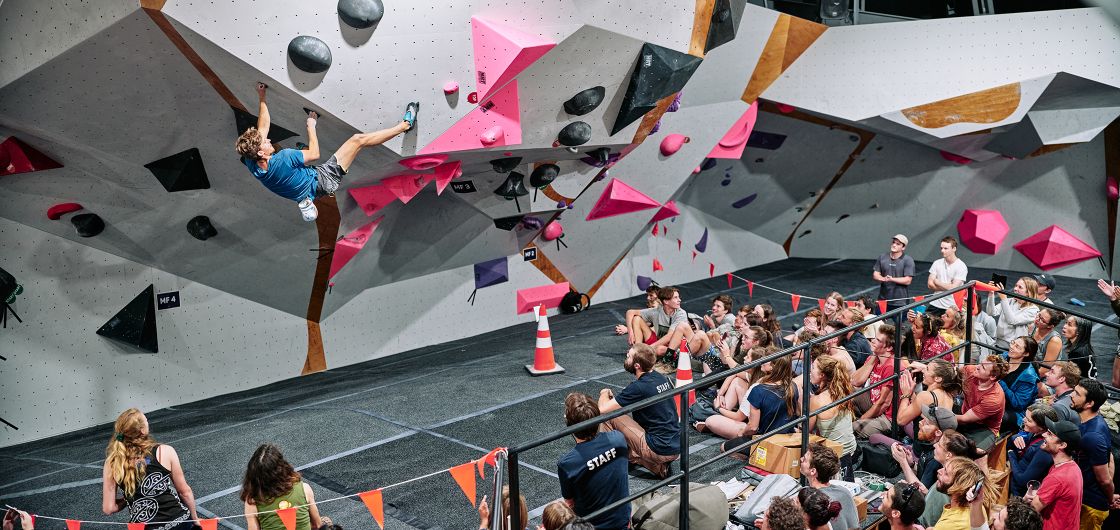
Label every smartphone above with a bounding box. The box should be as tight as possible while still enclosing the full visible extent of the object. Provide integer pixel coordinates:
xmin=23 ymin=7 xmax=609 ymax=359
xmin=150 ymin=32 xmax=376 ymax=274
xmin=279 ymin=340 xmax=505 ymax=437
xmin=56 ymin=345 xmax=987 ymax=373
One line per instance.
xmin=968 ymin=480 xmax=984 ymax=501
xmin=991 ymin=273 xmax=1007 ymax=288
xmin=1025 ymin=480 xmax=1040 ymax=497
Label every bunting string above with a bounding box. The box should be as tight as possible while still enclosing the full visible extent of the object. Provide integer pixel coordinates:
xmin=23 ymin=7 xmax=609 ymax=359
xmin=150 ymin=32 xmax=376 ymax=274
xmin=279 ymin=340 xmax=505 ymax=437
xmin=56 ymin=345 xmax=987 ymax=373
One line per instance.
xmin=11 ymin=448 xmax=505 ymax=527
xmin=724 ymin=272 xmax=970 ymax=305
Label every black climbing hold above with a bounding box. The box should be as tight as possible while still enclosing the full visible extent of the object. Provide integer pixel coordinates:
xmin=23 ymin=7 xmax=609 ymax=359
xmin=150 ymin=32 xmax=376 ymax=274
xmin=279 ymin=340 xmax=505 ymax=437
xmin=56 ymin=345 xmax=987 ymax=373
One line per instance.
xmin=700 ymin=158 xmax=718 ymax=171
xmin=835 ymin=214 xmax=850 ymax=223
xmin=96 ymin=284 xmax=159 ymax=353
xmin=586 ymin=147 xmax=611 ymax=165
xmin=557 ymin=121 xmax=592 ymax=147
xmin=71 ymin=213 xmax=105 ymax=237
xmin=563 ymin=86 xmax=606 ymax=116
xmin=338 ymin=0 xmax=384 ymax=29
xmin=490 ymin=156 xmax=522 ymax=174
xmin=529 ymin=164 xmax=560 ymax=189
xmin=746 ymin=130 xmax=787 ymax=150
xmin=288 ymin=36 xmax=332 ymax=73
xmin=0 ymin=267 xmax=17 ymax=303
xmin=493 ymin=214 xmax=526 ymax=231
xmin=145 ymin=148 xmax=210 ymax=192
xmin=612 ymin=43 xmax=703 ymax=135
xmin=494 ymin=171 xmax=529 ymax=200
xmin=705 ymin=0 xmax=745 ymax=53
xmin=798 ymin=230 xmax=812 ymax=238
xmin=187 ymin=216 xmax=218 ymax=241
xmin=232 ymin=107 xmax=298 ymax=143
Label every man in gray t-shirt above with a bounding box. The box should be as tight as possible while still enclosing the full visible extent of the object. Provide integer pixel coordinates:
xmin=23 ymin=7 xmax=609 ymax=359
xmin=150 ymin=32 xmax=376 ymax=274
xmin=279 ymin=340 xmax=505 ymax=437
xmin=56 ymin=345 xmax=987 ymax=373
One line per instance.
xmin=622 ymin=286 xmax=710 ymax=361
xmin=873 ymin=234 xmax=916 ymax=315
xmin=800 ymin=442 xmax=860 ymax=530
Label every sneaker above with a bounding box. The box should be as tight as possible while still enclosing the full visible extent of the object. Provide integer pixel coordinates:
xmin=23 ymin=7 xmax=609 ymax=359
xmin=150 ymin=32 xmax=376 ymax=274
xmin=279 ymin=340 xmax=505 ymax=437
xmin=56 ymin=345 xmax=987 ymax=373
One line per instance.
xmin=298 ymin=198 xmax=318 ymax=222
xmin=402 ymin=102 xmax=419 ymax=131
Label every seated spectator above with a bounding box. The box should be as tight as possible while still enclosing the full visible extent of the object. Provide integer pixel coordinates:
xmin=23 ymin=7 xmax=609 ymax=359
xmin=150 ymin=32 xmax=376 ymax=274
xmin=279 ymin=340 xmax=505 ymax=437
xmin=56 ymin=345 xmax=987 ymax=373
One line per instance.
xmin=614 ymin=283 xmax=661 ymax=335
xmin=717 ymin=353 xmax=799 ymax=456
xmin=241 ymin=444 xmax=324 ymax=530
xmin=1025 ymin=418 xmax=1083 ymax=530
xmin=1029 ymin=308 xmax=1065 ymax=381
xmin=704 ymin=346 xmax=778 ymax=436
xmin=987 ymin=276 xmax=1041 ymax=350
xmin=557 ymin=393 xmax=629 ymax=530
xmin=711 ymin=330 xmax=769 ymax=412
xmin=1062 ymin=315 xmax=1097 ymax=380
xmin=1072 ymin=379 xmax=1112 ymax=530
xmin=702 ymin=294 xmax=736 ymax=333
xmin=1001 ymin=336 xmax=1041 ymax=432
xmin=621 ymin=287 xmax=710 ymax=363
xmin=822 ymin=291 xmax=845 ymax=322
xmin=541 ymin=501 xmax=576 ymax=530
xmin=853 ymin=324 xmax=909 ymax=438
xmin=896 ymin=430 xmax=985 ymax=527
xmin=597 ymin=344 xmax=680 ymax=478
xmin=938 ymin=306 xmax=966 ymax=349
xmin=837 ymin=308 xmax=872 ymax=367
xmin=879 ymin=481 xmax=926 ymax=530
xmin=1034 ymin=273 xmax=1056 ymax=305
xmin=895 ymin=359 xmax=961 ymax=441
xmin=902 ymin=312 xmax=952 ymax=362
xmin=1039 ymin=360 xmax=1080 ymax=423
xmin=799 ymin=442 xmax=859 ymax=530
xmin=1008 ymin=403 xmax=1059 ymax=497
xmin=1095 ymin=279 xmax=1120 ymax=386
xmin=928 ymin=456 xmax=993 ymax=530
xmin=971 ymin=299 xmax=999 ymax=358
xmin=785 ymin=308 xmax=823 ymax=344
xmin=101 ymin=408 xmax=198 ymax=528
xmin=821 ymin=321 xmax=857 ymax=372
xmin=991 ymin=498 xmax=1043 ymax=530
xmin=758 ymin=496 xmax=803 ymax=530
xmin=2 ymin=508 xmax=34 ymax=530
xmin=798 ymin=487 xmax=843 ymax=530
xmin=808 ymin=356 xmax=857 ymax=481
xmin=754 ymin=304 xmax=788 ymax=348
xmin=956 ymin=353 xmax=1007 ymax=450
xmin=478 ymin=487 xmax=528 ymax=530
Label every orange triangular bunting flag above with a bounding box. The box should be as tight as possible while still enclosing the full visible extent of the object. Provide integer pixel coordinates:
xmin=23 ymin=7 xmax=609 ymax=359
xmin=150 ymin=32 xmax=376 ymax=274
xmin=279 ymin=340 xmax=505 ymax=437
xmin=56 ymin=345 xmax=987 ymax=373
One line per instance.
xmin=727 ymin=273 xmax=733 ymax=289
xmin=276 ymin=507 xmax=298 ymax=530
xmin=652 ymin=259 xmax=663 ymax=272
xmin=845 ymin=301 xmax=857 ymax=308
xmin=477 ymin=447 xmax=502 ymax=478
xmin=747 ymin=281 xmax=754 ymax=297
xmin=952 ymin=290 xmax=966 ymax=310
xmin=199 ymin=520 xmax=218 ymax=530
xmin=790 ymin=294 xmax=800 ymax=312
xmin=914 ymin=295 xmax=925 ymax=302
xmin=128 ymin=523 xmax=145 ymax=530
xmin=66 ymin=521 xmax=80 ymax=530
xmin=817 ymin=298 xmax=826 ymax=312
xmin=709 ymin=263 xmax=715 ymax=277
xmin=878 ymin=300 xmax=887 ymax=315
xmin=974 ymin=282 xmax=998 ymax=292
xmin=450 ymin=461 xmax=478 ymax=507
xmin=359 ymin=489 xmax=385 ymax=530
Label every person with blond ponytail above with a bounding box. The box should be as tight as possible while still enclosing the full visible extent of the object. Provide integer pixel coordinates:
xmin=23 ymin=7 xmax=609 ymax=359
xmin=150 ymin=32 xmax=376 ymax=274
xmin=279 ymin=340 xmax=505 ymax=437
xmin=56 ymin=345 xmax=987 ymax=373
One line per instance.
xmin=808 ymin=356 xmax=857 ymax=481
xmin=101 ymin=408 xmax=197 ymax=530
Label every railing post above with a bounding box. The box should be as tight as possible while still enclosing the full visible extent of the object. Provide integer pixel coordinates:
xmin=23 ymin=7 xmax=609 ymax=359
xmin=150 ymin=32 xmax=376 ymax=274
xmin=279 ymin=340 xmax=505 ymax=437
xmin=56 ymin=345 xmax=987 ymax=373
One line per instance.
xmin=801 ymin=342 xmax=812 ymax=462
xmin=508 ymin=450 xmax=521 ymax=530
xmin=891 ymin=317 xmax=902 ymax=439
xmin=491 ymin=452 xmax=506 ymax=530
xmin=679 ymin=386 xmax=690 ymax=530
xmin=964 ymin=284 xmax=975 ymax=365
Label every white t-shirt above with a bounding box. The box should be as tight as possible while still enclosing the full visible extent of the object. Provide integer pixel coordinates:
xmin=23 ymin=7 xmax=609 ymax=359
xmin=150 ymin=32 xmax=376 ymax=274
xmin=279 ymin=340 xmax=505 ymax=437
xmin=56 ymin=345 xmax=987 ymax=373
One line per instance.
xmin=928 ymin=257 xmax=968 ymax=308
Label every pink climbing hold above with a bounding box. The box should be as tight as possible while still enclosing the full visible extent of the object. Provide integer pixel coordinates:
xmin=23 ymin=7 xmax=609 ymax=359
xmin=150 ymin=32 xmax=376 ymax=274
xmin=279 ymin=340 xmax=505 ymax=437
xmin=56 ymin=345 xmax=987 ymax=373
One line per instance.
xmin=956 ymin=209 xmax=1010 ymax=255
xmin=443 ymin=81 xmax=460 ymax=94
xmin=399 ymin=155 xmax=447 ymax=171
xmin=349 ymin=183 xmax=399 ymax=216
xmin=480 ymin=126 xmax=504 ymax=145
xmin=776 ymin=103 xmax=795 ymax=114
xmin=515 ymin=282 xmax=570 ymax=314
xmin=585 ymin=178 xmax=661 ymax=221
xmin=709 ymin=104 xmax=758 ymax=159
xmin=939 ymin=150 xmax=972 ymax=164
xmin=430 ymin=161 xmax=463 ymax=195
xmin=329 ymin=216 xmax=385 ymax=279
xmin=420 ymin=80 xmax=522 ymax=153
xmin=649 ymin=200 xmax=680 ymax=224
xmin=470 ymin=16 xmax=556 ymax=102
xmin=1012 ymin=225 xmax=1102 ymax=270
xmin=381 ymin=173 xmax=427 ymax=204
xmin=659 ymin=134 xmax=690 ymax=156
xmin=542 ymin=221 xmax=564 ymax=241
xmin=47 ymin=202 xmax=83 ymax=220
xmin=1107 ymin=176 xmax=1118 ymax=201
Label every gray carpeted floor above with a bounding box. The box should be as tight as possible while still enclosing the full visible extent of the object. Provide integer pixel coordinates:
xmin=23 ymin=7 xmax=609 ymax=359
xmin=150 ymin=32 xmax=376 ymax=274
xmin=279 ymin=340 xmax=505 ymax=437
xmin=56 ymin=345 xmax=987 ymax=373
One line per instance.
xmin=2 ymin=258 xmax=1117 ymax=530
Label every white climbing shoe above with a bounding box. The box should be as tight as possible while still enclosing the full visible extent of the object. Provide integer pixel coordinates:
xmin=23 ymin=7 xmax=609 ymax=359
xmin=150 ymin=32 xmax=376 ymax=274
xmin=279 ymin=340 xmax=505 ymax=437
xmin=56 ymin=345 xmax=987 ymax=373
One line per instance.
xmin=299 ymin=198 xmax=318 ymax=222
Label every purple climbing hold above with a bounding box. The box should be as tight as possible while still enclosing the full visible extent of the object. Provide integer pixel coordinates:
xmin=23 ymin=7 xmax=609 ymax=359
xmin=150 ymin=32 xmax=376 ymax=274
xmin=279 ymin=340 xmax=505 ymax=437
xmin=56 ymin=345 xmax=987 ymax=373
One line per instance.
xmin=637 ymin=275 xmax=653 ymax=291
xmin=667 ymin=92 xmax=682 ymax=112
xmin=732 ymin=194 xmax=757 ymax=208
xmin=520 ymin=216 xmax=544 ymax=230
xmin=650 ymin=119 xmax=662 ymax=134
xmin=694 ymin=228 xmax=708 ymax=253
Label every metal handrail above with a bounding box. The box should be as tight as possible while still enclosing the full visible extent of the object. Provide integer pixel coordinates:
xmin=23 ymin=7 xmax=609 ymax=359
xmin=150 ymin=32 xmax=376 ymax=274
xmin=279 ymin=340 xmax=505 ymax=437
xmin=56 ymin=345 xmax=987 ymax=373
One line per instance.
xmin=506 ymin=283 xmax=976 ymax=530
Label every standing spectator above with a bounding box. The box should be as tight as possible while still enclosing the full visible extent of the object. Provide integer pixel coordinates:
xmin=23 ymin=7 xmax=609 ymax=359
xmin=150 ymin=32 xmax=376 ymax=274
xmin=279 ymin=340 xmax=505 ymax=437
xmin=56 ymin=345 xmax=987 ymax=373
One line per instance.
xmin=926 ymin=237 xmax=967 ymax=317
xmin=1072 ymin=380 xmax=1114 ymax=530
xmin=703 ymin=294 xmax=736 ymax=333
xmin=1062 ymin=316 xmax=1098 ymax=381
xmin=1034 ymin=274 xmax=1056 ymax=305
xmin=873 ymin=234 xmax=916 ymax=320
xmin=808 ymin=356 xmax=857 ymax=481
xmin=956 ymin=354 xmax=1007 ymax=450
xmin=1030 ymin=308 xmax=1066 ymax=382
xmin=987 ymin=277 xmax=1041 ymax=350
xmin=1001 ymin=336 xmax=1041 ymax=431
xmin=241 ymin=444 xmax=324 ymax=530
xmin=1095 ymin=279 xmax=1120 ymax=386
xmin=1008 ymin=403 xmax=1059 ymax=497
xmin=798 ymin=487 xmax=845 ymax=530
xmin=101 ymin=408 xmax=198 ymax=529
xmin=557 ymin=392 xmax=630 ymax=530
xmin=597 ymin=344 xmax=680 ymax=478
xmin=799 ymin=442 xmax=860 ymax=530
xmin=854 ymin=324 xmax=909 ymax=438
xmin=1025 ymin=419 xmax=1084 ymax=530
xmin=879 ymin=482 xmax=926 ymax=530
xmin=991 ymin=498 xmax=1043 ymax=530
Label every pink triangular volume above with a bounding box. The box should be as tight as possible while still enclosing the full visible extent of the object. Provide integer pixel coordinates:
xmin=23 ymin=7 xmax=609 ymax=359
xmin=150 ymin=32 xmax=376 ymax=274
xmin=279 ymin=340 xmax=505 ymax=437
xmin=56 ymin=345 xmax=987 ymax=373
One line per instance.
xmin=1012 ymin=225 xmax=1102 ymax=270
xmin=471 ymin=16 xmax=556 ymax=102
xmin=419 ymin=81 xmax=523 ymax=154
xmin=349 ymin=184 xmax=398 ymax=217
xmin=381 ymin=173 xmax=428 ymax=204
xmin=430 ymin=161 xmax=463 ymax=195
xmin=708 ymin=104 xmax=758 ymax=159
xmin=329 ymin=216 xmax=385 ymax=279
xmin=650 ymin=200 xmax=680 ymax=224
xmin=516 ymin=282 xmax=570 ymax=314
xmin=586 ymin=178 xmax=661 ymax=221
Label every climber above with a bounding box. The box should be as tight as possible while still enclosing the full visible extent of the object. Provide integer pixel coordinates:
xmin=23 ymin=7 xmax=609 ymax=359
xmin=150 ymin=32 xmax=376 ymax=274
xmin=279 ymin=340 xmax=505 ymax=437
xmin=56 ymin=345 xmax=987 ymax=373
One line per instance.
xmin=235 ymin=82 xmax=418 ymax=221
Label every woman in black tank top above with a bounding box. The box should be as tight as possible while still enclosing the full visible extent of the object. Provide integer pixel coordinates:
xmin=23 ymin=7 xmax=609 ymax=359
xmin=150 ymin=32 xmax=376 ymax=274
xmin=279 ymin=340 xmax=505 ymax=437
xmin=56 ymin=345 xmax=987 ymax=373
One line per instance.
xmin=101 ymin=408 xmax=198 ymax=530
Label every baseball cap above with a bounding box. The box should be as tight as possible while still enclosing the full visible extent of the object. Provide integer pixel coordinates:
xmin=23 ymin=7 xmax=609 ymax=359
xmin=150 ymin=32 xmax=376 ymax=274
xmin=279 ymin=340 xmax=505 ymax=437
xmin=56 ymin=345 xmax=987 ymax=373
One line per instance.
xmin=1035 ymin=274 xmax=1056 ymax=290
xmin=922 ymin=405 xmax=957 ymax=431
xmin=892 ymin=234 xmax=908 ymax=246
xmin=1045 ymin=418 xmax=1081 ymax=451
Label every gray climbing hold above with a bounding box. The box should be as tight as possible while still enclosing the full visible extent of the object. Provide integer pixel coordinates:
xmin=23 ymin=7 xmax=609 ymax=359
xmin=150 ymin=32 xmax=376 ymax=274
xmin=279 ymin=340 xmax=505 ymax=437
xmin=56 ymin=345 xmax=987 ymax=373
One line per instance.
xmin=338 ymin=0 xmax=384 ymax=28
xmin=187 ymin=216 xmax=218 ymax=241
xmin=288 ymin=36 xmax=332 ymax=73
xmin=557 ymin=121 xmax=592 ymax=147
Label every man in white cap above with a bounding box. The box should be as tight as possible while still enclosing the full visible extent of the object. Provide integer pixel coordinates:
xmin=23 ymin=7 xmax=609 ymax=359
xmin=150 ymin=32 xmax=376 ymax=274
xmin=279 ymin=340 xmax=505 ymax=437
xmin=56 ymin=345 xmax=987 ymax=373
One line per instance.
xmin=873 ymin=234 xmax=915 ymax=321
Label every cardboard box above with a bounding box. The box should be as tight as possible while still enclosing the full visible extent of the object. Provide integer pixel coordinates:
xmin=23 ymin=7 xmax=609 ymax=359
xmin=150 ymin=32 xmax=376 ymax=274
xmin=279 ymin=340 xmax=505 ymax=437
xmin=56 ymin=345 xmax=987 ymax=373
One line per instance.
xmin=747 ymin=434 xmax=845 ymax=478
xmin=989 ymin=462 xmax=1011 ymax=506
xmin=854 ymin=495 xmax=868 ymax=522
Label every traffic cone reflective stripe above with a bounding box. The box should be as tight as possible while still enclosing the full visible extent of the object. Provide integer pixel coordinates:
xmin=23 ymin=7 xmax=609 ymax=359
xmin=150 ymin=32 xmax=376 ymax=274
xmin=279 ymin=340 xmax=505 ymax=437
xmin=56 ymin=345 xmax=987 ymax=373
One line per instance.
xmin=526 ymin=304 xmax=564 ymax=376
xmin=674 ymin=339 xmax=695 ymax=410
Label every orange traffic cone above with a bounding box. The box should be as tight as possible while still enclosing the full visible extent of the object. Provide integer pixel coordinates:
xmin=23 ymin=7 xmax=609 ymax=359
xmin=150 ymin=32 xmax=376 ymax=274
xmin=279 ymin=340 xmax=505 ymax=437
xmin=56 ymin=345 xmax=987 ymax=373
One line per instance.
xmin=526 ymin=305 xmax=565 ymax=376
xmin=674 ymin=339 xmax=695 ymax=411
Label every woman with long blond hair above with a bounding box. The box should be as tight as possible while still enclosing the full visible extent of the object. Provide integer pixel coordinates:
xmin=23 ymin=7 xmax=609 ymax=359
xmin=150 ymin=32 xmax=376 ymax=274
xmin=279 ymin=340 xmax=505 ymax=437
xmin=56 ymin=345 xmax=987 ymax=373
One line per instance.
xmin=101 ymin=408 xmax=197 ymax=530
xmin=808 ymin=356 xmax=856 ymax=480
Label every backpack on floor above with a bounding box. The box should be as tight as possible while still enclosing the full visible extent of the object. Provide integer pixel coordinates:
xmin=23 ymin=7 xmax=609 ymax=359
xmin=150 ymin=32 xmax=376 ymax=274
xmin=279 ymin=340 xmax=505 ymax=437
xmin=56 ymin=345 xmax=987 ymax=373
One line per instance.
xmin=560 ymin=290 xmax=591 ymax=314
xmin=632 ymin=482 xmax=729 ymax=530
